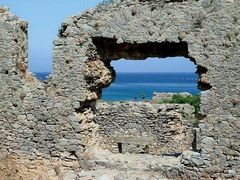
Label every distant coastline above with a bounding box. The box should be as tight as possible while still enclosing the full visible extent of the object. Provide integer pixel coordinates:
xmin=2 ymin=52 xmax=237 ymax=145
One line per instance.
xmin=34 ymin=72 xmax=199 ymax=101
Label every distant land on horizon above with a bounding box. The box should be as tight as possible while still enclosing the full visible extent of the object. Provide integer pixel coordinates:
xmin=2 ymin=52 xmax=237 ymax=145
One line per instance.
xmin=34 ymin=72 xmax=199 ymax=101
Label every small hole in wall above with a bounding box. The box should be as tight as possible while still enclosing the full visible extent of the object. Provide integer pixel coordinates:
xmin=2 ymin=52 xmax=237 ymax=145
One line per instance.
xmin=59 ymin=24 xmax=68 ymax=37
xmin=5 ymin=70 xmax=9 ymax=74
xmin=192 ymin=129 xmax=197 ymax=151
xmin=118 ymin=143 xmax=123 ymax=153
xmin=151 ymin=5 xmax=157 ymax=12
xmin=132 ymin=9 xmax=137 ymax=16
xmin=69 ymin=151 xmax=78 ymax=158
xmin=12 ymin=103 xmax=18 ymax=108
xmin=66 ymin=60 xmax=70 ymax=64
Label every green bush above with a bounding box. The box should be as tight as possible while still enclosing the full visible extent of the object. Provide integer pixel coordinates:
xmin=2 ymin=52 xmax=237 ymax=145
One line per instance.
xmin=160 ymin=94 xmax=201 ymax=115
xmin=160 ymin=94 xmax=201 ymax=126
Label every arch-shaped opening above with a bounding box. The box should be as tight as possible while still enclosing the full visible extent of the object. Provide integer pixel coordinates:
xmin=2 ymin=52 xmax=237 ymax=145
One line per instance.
xmin=90 ymin=37 xmax=212 ymax=95
xmin=87 ymin=37 xmax=212 ymax=155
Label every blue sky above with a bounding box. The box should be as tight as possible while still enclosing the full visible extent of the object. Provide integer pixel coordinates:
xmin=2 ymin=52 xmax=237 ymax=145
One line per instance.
xmin=1 ymin=0 xmax=196 ymax=73
xmin=111 ymin=58 xmax=195 ymax=73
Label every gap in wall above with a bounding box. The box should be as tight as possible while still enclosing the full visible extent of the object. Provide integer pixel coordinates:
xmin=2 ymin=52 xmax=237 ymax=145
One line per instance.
xmin=91 ymin=38 xmax=212 ymax=155
xmin=102 ymin=57 xmax=200 ymax=102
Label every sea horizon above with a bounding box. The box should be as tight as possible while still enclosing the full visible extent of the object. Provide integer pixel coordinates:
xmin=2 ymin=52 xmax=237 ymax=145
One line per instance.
xmin=34 ymin=72 xmax=199 ymax=101
xmin=33 ymin=71 xmax=196 ymax=73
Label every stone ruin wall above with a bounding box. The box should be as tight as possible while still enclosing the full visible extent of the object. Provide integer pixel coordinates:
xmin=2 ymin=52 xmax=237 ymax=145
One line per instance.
xmin=152 ymin=92 xmax=192 ymax=102
xmin=95 ymin=102 xmax=195 ymax=155
xmin=50 ymin=0 xmax=240 ymax=177
xmin=0 ymin=7 xmax=86 ymax=179
xmin=0 ymin=0 xmax=240 ymax=179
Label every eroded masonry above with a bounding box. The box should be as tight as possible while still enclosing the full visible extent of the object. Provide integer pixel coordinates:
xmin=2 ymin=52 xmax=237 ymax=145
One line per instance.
xmin=0 ymin=0 xmax=239 ymax=179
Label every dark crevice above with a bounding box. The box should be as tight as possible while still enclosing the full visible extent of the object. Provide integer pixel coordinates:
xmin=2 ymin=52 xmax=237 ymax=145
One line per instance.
xmin=151 ymin=5 xmax=157 ymax=12
xmin=192 ymin=129 xmax=197 ymax=151
xmin=197 ymin=114 xmax=206 ymax=121
xmin=118 ymin=143 xmax=123 ymax=153
xmin=75 ymin=100 xmax=96 ymax=114
xmin=19 ymin=23 xmax=28 ymax=35
xmin=66 ymin=60 xmax=70 ymax=64
xmin=162 ymin=152 xmax=182 ymax=157
xmin=69 ymin=151 xmax=78 ymax=158
xmin=132 ymin=9 xmax=137 ymax=16
xmin=92 ymin=37 xmax=190 ymax=60
xmin=59 ymin=24 xmax=68 ymax=37
xmin=198 ymin=82 xmax=212 ymax=91
xmin=12 ymin=103 xmax=18 ymax=107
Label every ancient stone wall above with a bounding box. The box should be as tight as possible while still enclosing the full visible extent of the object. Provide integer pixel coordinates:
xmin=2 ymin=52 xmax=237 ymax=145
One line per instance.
xmin=0 ymin=0 xmax=240 ymax=179
xmin=0 ymin=7 xmax=28 ymax=77
xmin=95 ymin=102 xmax=194 ymax=155
xmin=152 ymin=92 xmax=192 ymax=102
xmin=0 ymin=7 xmax=91 ymax=178
xmin=49 ymin=0 xmax=240 ymax=178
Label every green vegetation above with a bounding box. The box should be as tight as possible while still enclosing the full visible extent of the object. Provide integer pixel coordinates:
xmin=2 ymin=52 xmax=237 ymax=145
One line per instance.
xmin=160 ymin=94 xmax=201 ymax=126
xmin=160 ymin=94 xmax=200 ymax=115
xmin=191 ymin=116 xmax=199 ymax=127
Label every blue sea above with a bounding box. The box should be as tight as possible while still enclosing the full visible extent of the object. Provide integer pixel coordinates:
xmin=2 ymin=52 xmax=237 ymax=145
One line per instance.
xmin=35 ymin=72 xmax=50 ymax=81
xmin=35 ymin=72 xmax=199 ymax=101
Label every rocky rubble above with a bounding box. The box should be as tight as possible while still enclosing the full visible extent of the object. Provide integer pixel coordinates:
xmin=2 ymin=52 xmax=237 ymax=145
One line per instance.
xmin=0 ymin=0 xmax=239 ymax=179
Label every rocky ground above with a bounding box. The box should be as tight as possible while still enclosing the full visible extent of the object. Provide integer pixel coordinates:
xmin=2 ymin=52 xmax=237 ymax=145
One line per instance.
xmin=0 ymin=147 xmax=180 ymax=179
xmin=64 ymin=147 xmax=180 ymax=180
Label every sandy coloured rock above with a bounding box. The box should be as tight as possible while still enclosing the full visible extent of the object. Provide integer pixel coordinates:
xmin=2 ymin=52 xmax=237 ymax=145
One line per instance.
xmin=0 ymin=0 xmax=240 ymax=179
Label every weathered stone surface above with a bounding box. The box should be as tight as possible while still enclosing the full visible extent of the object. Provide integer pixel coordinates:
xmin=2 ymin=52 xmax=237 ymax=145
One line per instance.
xmin=0 ymin=7 xmax=91 ymax=177
xmin=152 ymin=92 xmax=192 ymax=102
xmin=0 ymin=0 xmax=240 ymax=179
xmin=95 ymin=102 xmax=194 ymax=155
